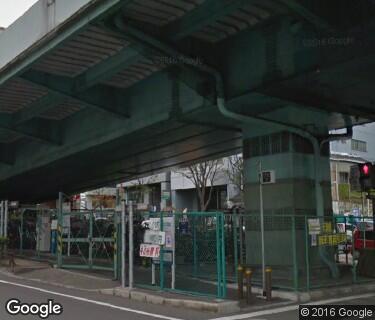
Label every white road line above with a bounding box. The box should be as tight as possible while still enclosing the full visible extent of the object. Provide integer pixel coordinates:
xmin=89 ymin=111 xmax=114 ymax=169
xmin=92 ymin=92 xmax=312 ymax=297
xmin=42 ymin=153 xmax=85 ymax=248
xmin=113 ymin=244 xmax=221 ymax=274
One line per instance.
xmin=210 ymin=292 xmax=375 ymax=320
xmin=0 ymin=279 xmax=183 ymax=320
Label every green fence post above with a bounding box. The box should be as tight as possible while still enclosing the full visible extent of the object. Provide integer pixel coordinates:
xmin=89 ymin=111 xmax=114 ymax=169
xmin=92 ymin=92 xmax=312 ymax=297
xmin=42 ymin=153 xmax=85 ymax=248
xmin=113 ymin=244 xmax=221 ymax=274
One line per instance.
xmin=113 ymin=214 xmax=118 ymax=280
xmin=117 ymin=215 xmax=122 ymax=281
xmin=233 ymin=214 xmax=238 ymax=283
xmin=57 ymin=192 xmax=63 ymax=268
xmin=193 ymin=215 xmax=198 ymax=277
xmin=220 ymin=213 xmax=227 ymax=298
xmin=215 ymin=212 xmax=222 ymax=298
xmin=160 ymin=211 xmax=164 ymax=290
xmin=89 ymin=211 xmax=93 ymax=269
xmin=36 ymin=213 xmax=41 ymax=259
xmin=291 ymin=216 xmax=298 ymax=291
xmin=304 ymin=216 xmax=310 ymax=291
xmin=352 ymin=215 xmax=357 ymax=283
xmin=19 ymin=209 xmax=24 ymax=255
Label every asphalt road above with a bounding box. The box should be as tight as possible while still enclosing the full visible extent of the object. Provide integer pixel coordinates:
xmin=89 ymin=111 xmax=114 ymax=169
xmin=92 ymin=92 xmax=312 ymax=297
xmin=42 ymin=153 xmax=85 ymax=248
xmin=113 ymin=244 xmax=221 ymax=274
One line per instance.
xmin=245 ymin=295 xmax=375 ymax=320
xmin=0 ymin=273 xmax=210 ymax=320
xmin=0 ymin=272 xmax=374 ymax=320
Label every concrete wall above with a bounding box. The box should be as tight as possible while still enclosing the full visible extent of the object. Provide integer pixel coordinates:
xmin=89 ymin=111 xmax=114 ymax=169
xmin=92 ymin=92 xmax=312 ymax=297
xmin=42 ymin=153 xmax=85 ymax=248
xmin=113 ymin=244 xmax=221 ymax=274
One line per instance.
xmin=120 ymin=173 xmax=168 ymax=187
xmin=172 ymin=189 xmax=198 ymax=211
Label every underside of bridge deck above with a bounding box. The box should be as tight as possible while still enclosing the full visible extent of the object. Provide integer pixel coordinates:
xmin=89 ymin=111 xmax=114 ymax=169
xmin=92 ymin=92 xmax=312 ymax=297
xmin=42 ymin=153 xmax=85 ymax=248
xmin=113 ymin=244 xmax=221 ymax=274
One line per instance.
xmin=0 ymin=0 xmax=374 ymax=201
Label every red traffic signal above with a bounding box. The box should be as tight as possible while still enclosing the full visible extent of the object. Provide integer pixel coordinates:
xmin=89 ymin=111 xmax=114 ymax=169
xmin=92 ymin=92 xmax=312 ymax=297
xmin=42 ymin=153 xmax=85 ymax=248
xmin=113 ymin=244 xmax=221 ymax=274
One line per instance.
xmin=359 ymin=163 xmax=373 ymax=178
xmin=358 ymin=162 xmax=374 ymax=191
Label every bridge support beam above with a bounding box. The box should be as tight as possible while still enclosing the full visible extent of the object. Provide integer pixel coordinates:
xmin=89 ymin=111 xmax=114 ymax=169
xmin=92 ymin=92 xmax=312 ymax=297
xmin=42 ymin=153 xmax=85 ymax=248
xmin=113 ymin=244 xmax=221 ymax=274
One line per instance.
xmin=242 ymin=128 xmax=332 ymax=215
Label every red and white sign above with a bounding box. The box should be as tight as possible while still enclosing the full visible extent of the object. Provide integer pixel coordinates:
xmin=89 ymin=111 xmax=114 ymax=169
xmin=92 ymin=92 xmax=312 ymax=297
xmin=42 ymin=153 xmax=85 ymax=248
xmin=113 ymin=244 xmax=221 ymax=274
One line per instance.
xmin=139 ymin=244 xmax=160 ymax=258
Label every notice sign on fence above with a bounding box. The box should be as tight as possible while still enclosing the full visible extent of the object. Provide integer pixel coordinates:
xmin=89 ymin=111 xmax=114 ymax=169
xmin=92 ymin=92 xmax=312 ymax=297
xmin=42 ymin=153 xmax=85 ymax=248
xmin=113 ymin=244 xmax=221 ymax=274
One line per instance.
xmin=139 ymin=244 xmax=160 ymax=258
xmin=149 ymin=217 xmax=175 ymax=249
xmin=317 ymin=234 xmax=347 ymax=246
xmin=308 ymin=219 xmax=321 ymax=235
xmin=144 ymin=230 xmax=166 ymax=245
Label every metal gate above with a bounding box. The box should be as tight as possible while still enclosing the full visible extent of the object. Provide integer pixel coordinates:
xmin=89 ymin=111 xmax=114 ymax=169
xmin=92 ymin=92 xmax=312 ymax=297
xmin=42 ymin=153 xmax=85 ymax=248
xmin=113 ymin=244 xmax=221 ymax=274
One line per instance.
xmin=133 ymin=211 xmax=226 ymax=298
xmin=8 ymin=208 xmax=38 ymax=254
xmin=57 ymin=210 xmax=118 ymax=277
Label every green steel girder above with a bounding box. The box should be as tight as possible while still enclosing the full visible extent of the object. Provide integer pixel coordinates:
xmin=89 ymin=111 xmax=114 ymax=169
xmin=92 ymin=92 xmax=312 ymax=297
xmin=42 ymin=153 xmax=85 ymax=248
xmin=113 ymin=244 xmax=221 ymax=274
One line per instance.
xmin=105 ymin=20 xmax=217 ymax=101
xmin=162 ymin=0 xmax=250 ymax=41
xmin=0 ymin=143 xmax=15 ymax=166
xmin=0 ymin=0 xmax=128 ymax=87
xmin=277 ymin=0 xmax=334 ymax=32
xmin=0 ymin=0 xmax=135 ymax=127
xmin=20 ymin=70 xmax=129 ymax=118
xmin=3 ymin=0 xmax=232 ymax=125
xmin=74 ymin=46 xmax=141 ymax=92
xmin=0 ymin=115 xmax=62 ymax=146
xmin=12 ymin=92 xmax=64 ymax=125
xmin=258 ymin=85 xmax=375 ymax=121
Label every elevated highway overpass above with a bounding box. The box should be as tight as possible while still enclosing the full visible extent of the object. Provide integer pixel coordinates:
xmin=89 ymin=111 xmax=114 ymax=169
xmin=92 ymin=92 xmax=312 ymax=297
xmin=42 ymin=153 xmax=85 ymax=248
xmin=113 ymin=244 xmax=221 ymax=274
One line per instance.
xmin=0 ymin=0 xmax=374 ymax=203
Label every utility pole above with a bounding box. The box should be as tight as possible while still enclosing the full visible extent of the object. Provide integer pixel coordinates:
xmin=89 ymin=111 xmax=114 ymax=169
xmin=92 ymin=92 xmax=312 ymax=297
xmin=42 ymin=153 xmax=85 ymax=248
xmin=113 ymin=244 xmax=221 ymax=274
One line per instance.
xmin=129 ymin=201 xmax=134 ymax=289
xmin=259 ymin=161 xmax=266 ymax=295
xmin=121 ymin=199 xmax=126 ymax=288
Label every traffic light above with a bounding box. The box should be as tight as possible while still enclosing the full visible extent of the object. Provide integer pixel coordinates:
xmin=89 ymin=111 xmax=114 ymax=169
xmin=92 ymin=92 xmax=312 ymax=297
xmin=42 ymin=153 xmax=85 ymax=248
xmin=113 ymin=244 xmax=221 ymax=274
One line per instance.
xmin=358 ymin=162 xmax=374 ymax=191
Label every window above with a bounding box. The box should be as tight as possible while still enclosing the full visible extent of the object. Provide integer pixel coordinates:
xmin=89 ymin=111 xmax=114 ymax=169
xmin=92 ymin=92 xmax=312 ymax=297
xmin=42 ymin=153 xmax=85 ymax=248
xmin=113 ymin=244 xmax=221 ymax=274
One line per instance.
xmin=127 ymin=188 xmax=144 ymax=203
xmin=339 ymin=172 xmax=349 ymax=184
xmin=351 ymin=139 xmax=367 ymax=152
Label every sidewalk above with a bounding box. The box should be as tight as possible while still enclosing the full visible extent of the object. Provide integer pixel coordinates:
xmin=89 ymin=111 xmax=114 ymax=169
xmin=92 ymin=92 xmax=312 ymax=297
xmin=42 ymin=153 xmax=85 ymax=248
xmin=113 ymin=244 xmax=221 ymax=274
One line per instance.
xmin=0 ymin=257 xmax=291 ymax=314
xmin=0 ymin=257 xmax=118 ymax=290
xmin=2 ymin=258 xmax=373 ymax=314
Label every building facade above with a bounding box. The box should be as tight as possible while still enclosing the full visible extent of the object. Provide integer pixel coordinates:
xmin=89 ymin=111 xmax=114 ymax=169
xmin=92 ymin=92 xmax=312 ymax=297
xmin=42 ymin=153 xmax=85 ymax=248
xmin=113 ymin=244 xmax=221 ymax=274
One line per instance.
xmin=329 ymin=123 xmax=375 ymax=215
xmin=83 ymin=124 xmax=375 ymax=215
xmin=118 ymin=158 xmax=242 ymax=212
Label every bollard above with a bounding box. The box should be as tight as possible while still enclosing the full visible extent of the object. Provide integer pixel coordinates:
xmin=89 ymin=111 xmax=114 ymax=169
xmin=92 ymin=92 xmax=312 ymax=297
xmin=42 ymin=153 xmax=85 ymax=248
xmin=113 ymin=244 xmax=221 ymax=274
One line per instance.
xmin=237 ymin=265 xmax=244 ymax=299
xmin=9 ymin=253 xmax=16 ymax=273
xmin=265 ymin=267 xmax=272 ymax=301
xmin=245 ymin=268 xmax=252 ymax=304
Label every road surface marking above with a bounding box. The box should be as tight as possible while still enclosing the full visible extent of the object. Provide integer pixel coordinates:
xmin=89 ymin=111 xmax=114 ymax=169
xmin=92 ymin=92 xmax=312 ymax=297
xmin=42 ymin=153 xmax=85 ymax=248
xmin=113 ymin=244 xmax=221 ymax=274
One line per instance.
xmin=0 ymin=279 xmax=183 ymax=320
xmin=210 ymin=292 xmax=375 ymax=320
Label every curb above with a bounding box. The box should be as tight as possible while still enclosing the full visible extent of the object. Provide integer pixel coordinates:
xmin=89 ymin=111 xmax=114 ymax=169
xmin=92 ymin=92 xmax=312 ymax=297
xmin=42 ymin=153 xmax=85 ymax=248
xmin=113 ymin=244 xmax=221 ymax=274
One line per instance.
xmin=249 ymin=282 xmax=375 ymax=303
xmin=99 ymin=287 xmax=241 ymax=314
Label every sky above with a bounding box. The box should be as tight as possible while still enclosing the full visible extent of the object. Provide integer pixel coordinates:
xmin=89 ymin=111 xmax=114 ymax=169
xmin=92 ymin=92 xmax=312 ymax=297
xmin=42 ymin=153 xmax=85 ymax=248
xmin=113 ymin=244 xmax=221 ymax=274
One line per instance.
xmin=0 ymin=0 xmax=39 ymax=28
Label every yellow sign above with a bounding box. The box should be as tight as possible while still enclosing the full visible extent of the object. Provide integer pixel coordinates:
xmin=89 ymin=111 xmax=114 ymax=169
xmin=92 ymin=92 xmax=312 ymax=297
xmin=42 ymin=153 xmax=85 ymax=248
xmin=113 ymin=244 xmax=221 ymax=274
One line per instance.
xmin=323 ymin=222 xmax=332 ymax=234
xmin=318 ymin=233 xmax=346 ymax=246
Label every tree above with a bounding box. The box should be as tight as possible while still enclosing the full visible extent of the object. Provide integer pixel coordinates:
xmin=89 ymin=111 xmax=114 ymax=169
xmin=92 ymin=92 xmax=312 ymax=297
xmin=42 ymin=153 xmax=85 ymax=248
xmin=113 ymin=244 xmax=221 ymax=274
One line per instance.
xmin=226 ymin=154 xmax=244 ymax=199
xmin=180 ymin=160 xmax=220 ymax=211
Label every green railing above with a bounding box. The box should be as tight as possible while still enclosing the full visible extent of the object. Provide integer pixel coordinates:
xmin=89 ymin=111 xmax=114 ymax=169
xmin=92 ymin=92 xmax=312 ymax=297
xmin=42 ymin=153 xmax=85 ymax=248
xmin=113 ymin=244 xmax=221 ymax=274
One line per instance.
xmin=224 ymin=213 xmax=375 ymax=292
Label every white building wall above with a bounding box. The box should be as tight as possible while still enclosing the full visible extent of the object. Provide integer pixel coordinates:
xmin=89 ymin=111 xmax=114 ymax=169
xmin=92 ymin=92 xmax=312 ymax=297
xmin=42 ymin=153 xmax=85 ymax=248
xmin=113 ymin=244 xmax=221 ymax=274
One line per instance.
xmin=330 ymin=123 xmax=375 ymax=161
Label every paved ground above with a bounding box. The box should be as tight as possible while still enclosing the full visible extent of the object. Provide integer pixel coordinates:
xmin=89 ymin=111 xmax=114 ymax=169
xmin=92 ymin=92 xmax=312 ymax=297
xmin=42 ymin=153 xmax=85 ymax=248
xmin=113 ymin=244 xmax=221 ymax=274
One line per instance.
xmin=0 ymin=272 xmax=211 ymax=320
xmin=1 ymin=269 xmax=374 ymax=320
xmin=219 ymin=295 xmax=375 ymax=320
xmin=0 ymin=259 xmax=374 ymax=320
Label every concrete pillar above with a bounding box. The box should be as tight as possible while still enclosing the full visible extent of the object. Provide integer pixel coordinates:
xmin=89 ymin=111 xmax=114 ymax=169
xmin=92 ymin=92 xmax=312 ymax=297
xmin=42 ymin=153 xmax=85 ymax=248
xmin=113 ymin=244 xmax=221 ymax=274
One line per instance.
xmin=160 ymin=172 xmax=172 ymax=211
xmin=243 ymin=129 xmax=332 ymax=215
xmin=242 ymin=128 xmax=334 ymax=288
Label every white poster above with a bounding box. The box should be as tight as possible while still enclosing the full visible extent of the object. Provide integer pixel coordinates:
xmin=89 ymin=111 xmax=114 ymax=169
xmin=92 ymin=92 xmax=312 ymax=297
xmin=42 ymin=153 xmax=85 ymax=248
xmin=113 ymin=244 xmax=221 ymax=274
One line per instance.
xmin=149 ymin=217 xmax=175 ymax=249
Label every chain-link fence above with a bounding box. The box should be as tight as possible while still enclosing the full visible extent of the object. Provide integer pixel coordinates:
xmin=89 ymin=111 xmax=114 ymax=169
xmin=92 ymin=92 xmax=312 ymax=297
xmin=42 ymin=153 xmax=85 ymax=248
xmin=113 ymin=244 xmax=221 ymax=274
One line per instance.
xmin=132 ymin=211 xmax=226 ymax=298
xmin=7 ymin=207 xmax=57 ymax=261
xmin=225 ymin=214 xmax=375 ymax=291
xmin=58 ymin=210 xmax=118 ymax=276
